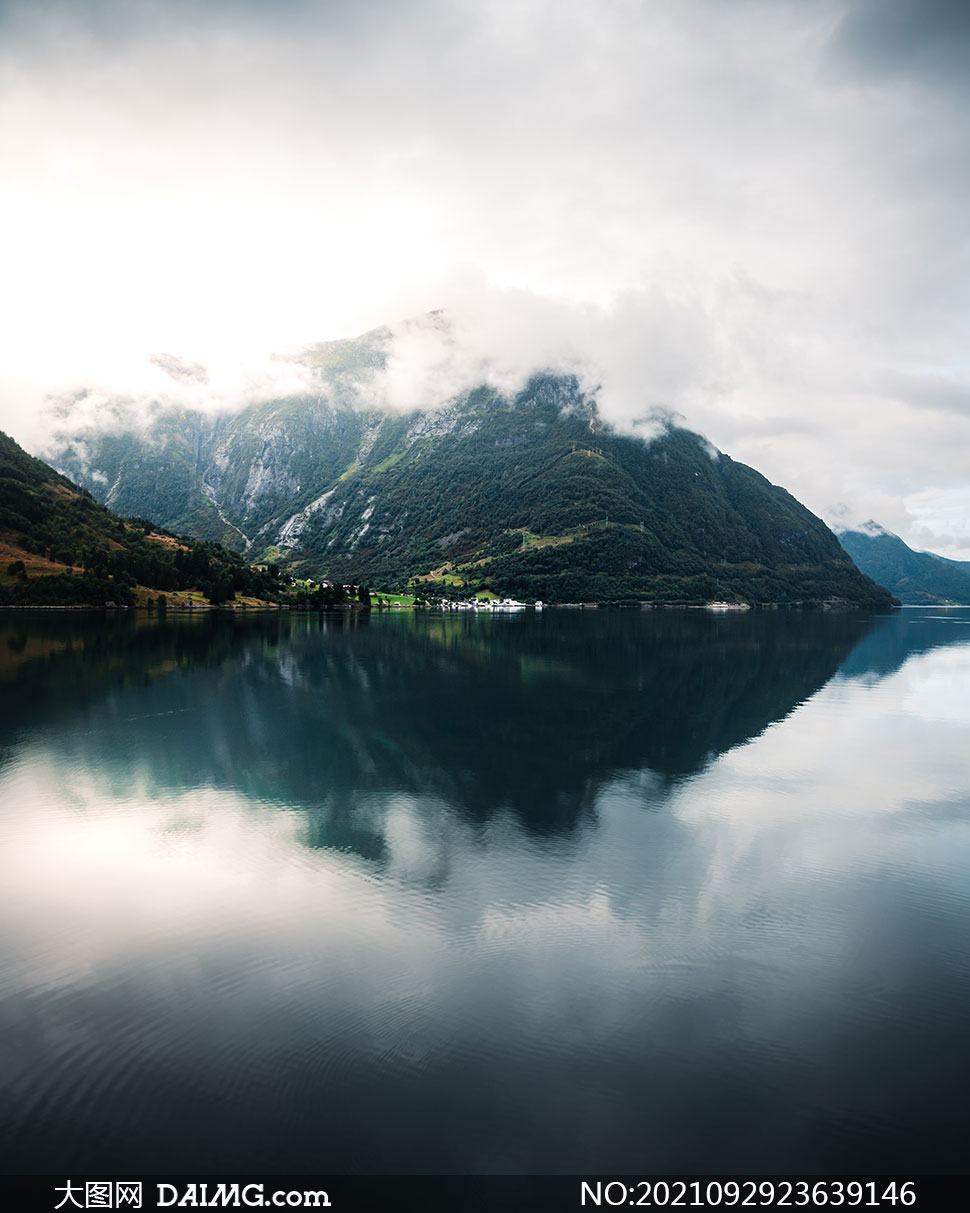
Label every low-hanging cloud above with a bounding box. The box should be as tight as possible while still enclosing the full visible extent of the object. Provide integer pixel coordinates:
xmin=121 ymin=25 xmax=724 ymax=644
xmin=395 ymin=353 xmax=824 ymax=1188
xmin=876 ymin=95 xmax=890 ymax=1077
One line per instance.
xmin=34 ymin=350 xmax=323 ymax=457
xmin=349 ymin=278 xmax=723 ymax=433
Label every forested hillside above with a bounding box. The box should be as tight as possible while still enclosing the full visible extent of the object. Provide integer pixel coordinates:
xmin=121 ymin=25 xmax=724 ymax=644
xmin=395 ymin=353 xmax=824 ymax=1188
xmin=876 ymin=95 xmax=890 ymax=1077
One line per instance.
xmin=45 ymin=342 xmax=897 ymax=607
xmin=839 ymin=525 xmax=970 ymax=605
xmin=0 ymin=431 xmax=281 ymax=607
xmin=284 ymin=379 xmax=894 ymax=606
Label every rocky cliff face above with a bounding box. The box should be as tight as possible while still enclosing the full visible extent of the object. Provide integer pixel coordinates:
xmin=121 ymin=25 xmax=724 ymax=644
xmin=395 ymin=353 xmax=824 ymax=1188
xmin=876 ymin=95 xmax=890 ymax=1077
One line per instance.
xmin=52 ymin=395 xmax=373 ymax=556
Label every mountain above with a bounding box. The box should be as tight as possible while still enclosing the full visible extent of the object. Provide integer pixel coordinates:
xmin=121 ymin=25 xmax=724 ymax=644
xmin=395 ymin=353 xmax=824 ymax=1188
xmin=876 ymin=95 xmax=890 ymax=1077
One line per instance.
xmin=933 ymin=553 xmax=970 ymax=576
xmin=0 ymin=430 xmax=281 ymax=607
xmin=45 ymin=341 xmax=895 ymax=607
xmin=837 ymin=523 xmax=970 ymax=605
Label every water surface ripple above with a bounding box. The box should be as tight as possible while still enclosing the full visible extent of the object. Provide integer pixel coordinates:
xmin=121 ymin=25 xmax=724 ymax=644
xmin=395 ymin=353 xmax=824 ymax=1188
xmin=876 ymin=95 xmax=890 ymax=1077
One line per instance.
xmin=1 ymin=607 xmax=969 ymax=1173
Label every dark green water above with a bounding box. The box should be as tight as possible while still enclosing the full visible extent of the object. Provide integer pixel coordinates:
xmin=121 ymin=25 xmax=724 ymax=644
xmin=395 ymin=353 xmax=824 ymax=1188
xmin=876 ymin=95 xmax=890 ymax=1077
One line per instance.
xmin=1 ymin=607 xmax=969 ymax=1173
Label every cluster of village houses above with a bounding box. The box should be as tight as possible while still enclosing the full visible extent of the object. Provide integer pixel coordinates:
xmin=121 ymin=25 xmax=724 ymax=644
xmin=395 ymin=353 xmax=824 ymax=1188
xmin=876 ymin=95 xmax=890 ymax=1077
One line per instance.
xmin=293 ymin=578 xmax=539 ymax=610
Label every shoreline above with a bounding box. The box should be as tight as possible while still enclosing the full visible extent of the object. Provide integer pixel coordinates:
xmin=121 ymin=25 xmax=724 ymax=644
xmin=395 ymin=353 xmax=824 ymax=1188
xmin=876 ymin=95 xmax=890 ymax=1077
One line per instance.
xmin=0 ymin=600 xmax=904 ymax=614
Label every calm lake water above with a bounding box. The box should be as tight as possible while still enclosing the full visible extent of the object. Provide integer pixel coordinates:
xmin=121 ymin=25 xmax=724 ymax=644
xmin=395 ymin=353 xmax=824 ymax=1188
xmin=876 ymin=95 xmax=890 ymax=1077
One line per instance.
xmin=1 ymin=606 xmax=969 ymax=1174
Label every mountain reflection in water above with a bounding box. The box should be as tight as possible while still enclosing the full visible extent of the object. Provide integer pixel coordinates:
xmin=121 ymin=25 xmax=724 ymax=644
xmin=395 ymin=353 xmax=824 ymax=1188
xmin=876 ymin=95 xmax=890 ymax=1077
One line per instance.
xmin=0 ymin=609 xmax=881 ymax=845
xmin=1 ymin=607 xmax=969 ymax=1174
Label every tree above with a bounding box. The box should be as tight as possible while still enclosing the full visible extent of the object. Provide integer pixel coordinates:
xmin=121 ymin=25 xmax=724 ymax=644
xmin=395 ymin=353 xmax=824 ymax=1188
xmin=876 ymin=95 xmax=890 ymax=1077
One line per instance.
xmin=207 ymin=578 xmax=235 ymax=606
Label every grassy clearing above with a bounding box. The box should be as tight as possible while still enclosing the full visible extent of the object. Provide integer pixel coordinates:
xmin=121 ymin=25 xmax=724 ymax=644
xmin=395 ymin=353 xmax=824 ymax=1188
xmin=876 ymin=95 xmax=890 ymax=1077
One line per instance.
xmin=372 ymin=450 xmax=407 ymax=474
xmin=511 ymin=528 xmax=578 ymax=550
xmin=145 ymin=533 xmax=189 ymax=551
xmin=0 ymin=537 xmax=74 ymax=583
xmin=412 ymin=562 xmax=466 ymax=586
xmin=158 ymin=589 xmax=210 ymax=606
xmin=132 ymin=585 xmax=279 ymax=608
xmin=371 ymin=590 xmax=418 ymax=606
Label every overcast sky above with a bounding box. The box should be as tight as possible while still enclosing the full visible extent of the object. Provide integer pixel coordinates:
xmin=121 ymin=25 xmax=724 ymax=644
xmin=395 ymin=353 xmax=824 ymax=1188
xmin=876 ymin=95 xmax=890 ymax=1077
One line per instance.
xmin=2 ymin=0 xmax=969 ymax=553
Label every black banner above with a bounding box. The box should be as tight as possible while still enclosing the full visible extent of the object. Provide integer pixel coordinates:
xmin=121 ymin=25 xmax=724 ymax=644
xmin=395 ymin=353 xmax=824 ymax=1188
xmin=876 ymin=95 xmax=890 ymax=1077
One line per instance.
xmin=3 ymin=1175 xmax=969 ymax=1213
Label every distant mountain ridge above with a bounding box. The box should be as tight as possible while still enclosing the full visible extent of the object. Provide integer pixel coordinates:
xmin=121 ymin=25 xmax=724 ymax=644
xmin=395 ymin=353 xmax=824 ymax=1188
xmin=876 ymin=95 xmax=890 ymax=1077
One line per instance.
xmin=837 ymin=523 xmax=970 ymax=605
xmin=932 ymin=552 xmax=970 ymax=576
xmin=44 ymin=328 xmax=895 ymax=607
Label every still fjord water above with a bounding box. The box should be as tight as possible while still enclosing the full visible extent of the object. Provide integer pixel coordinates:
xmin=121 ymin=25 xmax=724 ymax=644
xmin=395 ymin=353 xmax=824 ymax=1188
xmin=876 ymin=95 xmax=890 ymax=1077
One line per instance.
xmin=1 ymin=607 xmax=969 ymax=1174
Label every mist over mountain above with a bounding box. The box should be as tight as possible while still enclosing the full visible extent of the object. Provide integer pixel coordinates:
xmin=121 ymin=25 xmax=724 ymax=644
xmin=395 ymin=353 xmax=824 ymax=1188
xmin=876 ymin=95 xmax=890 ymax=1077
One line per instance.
xmin=838 ymin=523 xmax=970 ymax=605
xmin=45 ymin=326 xmax=895 ymax=608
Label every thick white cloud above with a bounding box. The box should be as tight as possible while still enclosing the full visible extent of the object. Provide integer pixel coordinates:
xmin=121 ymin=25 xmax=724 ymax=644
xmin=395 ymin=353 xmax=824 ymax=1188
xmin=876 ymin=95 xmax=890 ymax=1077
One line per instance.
xmin=2 ymin=0 xmax=969 ymax=552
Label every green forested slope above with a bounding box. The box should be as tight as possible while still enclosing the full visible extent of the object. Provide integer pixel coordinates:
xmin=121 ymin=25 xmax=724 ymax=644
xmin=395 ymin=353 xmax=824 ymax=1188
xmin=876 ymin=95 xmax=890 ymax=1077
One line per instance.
xmin=47 ymin=372 xmax=896 ymax=607
xmin=838 ymin=526 xmax=970 ymax=605
xmin=0 ymin=430 xmax=280 ymax=606
xmin=288 ymin=379 xmax=894 ymax=606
